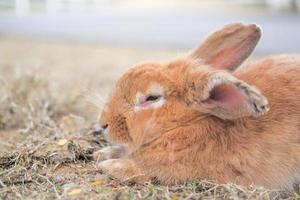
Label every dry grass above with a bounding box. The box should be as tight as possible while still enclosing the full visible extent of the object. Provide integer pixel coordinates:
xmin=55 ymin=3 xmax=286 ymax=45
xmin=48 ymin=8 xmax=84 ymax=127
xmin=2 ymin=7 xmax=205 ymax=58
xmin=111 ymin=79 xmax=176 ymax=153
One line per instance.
xmin=0 ymin=37 xmax=297 ymax=199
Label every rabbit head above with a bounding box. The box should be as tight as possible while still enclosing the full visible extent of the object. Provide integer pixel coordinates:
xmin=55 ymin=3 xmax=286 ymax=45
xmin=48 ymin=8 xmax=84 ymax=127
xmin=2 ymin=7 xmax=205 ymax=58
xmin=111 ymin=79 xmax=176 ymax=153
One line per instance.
xmin=99 ymin=23 xmax=268 ymax=149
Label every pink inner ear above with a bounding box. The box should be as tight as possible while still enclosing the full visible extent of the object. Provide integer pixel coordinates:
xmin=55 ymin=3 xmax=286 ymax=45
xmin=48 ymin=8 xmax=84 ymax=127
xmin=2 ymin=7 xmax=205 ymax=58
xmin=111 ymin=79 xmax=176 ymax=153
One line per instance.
xmin=209 ymin=83 xmax=245 ymax=109
xmin=209 ymin=46 xmax=244 ymax=70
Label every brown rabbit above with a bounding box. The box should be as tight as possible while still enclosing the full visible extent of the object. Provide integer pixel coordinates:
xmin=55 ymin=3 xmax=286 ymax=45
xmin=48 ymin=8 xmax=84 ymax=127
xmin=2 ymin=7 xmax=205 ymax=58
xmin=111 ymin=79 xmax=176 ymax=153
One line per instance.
xmin=95 ymin=23 xmax=300 ymax=190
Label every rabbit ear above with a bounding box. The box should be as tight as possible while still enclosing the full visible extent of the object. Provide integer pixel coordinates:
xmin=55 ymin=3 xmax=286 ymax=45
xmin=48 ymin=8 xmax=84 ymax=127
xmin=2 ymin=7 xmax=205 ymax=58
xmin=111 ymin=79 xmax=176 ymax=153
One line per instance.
xmin=186 ymin=72 xmax=269 ymax=119
xmin=189 ymin=23 xmax=261 ymax=72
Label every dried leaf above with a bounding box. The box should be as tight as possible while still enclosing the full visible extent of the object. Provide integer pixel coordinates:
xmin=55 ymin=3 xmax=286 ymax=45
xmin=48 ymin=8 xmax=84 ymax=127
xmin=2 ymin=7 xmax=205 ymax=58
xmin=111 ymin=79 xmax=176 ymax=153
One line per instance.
xmin=67 ymin=188 xmax=82 ymax=196
xmin=171 ymin=195 xmax=179 ymax=200
xmin=92 ymin=179 xmax=103 ymax=187
xmin=57 ymin=139 xmax=68 ymax=146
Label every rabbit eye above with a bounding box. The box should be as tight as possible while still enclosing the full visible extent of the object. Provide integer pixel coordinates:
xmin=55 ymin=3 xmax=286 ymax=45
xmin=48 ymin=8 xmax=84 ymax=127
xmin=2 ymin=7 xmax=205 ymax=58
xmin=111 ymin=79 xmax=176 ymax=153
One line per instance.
xmin=145 ymin=95 xmax=161 ymax=102
xmin=134 ymin=83 xmax=165 ymax=111
xmin=135 ymin=94 xmax=164 ymax=110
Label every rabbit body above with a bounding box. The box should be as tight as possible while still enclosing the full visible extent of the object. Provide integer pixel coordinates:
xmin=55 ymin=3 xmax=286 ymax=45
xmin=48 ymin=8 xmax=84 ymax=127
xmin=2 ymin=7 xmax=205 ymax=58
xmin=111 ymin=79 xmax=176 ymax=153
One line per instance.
xmin=97 ymin=23 xmax=300 ymax=190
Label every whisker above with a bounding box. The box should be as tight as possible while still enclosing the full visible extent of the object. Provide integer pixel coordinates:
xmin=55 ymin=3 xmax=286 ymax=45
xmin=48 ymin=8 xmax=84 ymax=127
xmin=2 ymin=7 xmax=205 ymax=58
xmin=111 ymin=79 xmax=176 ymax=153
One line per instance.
xmin=84 ymin=94 xmax=104 ymax=109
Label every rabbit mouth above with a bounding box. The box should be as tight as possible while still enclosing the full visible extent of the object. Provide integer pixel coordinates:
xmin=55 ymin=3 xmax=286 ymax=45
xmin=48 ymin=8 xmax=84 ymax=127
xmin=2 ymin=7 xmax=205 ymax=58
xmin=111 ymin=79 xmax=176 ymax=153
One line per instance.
xmin=102 ymin=127 xmax=109 ymax=141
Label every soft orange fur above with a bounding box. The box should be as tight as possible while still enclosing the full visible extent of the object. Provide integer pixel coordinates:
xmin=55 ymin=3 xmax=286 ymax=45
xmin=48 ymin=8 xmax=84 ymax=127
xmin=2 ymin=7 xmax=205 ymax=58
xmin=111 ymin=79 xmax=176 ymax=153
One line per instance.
xmin=97 ymin=23 xmax=300 ymax=190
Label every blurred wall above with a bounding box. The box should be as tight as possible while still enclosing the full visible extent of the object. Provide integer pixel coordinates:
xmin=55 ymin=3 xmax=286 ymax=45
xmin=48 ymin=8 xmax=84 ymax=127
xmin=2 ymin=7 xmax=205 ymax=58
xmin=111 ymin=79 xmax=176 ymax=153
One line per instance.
xmin=0 ymin=0 xmax=299 ymax=54
xmin=0 ymin=0 xmax=299 ymax=16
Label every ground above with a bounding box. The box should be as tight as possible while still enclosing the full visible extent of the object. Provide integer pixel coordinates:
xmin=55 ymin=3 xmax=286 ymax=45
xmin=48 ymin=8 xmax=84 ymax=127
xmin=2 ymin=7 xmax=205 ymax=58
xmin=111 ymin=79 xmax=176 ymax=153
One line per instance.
xmin=0 ymin=37 xmax=297 ymax=199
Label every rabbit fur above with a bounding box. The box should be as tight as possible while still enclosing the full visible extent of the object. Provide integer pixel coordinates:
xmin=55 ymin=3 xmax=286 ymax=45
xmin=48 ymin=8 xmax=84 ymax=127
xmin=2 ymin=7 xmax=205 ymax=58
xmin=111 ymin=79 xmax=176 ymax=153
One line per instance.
xmin=95 ymin=23 xmax=300 ymax=190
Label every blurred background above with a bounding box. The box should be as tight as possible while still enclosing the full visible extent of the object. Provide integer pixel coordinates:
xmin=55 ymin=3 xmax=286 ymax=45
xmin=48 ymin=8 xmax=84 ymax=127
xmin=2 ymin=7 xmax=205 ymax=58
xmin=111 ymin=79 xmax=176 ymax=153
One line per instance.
xmin=0 ymin=0 xmax=300 ymax=129
xmin=0 ymin=0 xmax=300 ymax=54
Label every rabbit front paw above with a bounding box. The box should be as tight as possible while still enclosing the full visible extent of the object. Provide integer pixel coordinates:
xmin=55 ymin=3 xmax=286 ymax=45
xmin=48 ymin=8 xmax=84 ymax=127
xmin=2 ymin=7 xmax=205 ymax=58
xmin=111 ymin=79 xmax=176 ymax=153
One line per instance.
xmin=98 ymin=159 xmax=149 ymax=183
xmin=93 ymin=145 xmax=125 ymax=161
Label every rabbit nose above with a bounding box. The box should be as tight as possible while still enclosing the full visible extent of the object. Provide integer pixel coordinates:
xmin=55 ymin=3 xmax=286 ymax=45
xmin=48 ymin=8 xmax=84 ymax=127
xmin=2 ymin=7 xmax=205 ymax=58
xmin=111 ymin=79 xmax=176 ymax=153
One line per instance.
xmin=101 ymin=124 xmax=108 ymax=130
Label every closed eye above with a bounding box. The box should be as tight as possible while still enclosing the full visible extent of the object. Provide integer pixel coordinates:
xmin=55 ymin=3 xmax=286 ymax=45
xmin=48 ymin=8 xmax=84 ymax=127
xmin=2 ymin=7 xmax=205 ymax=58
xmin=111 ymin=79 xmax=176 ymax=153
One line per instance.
xmin=145 ymin=95 xmax=161 ymax=102
xmin=134 ymin=83 xmax=166 ymax=111
xmin=136 ymin=94 xmax=164 ymax=109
